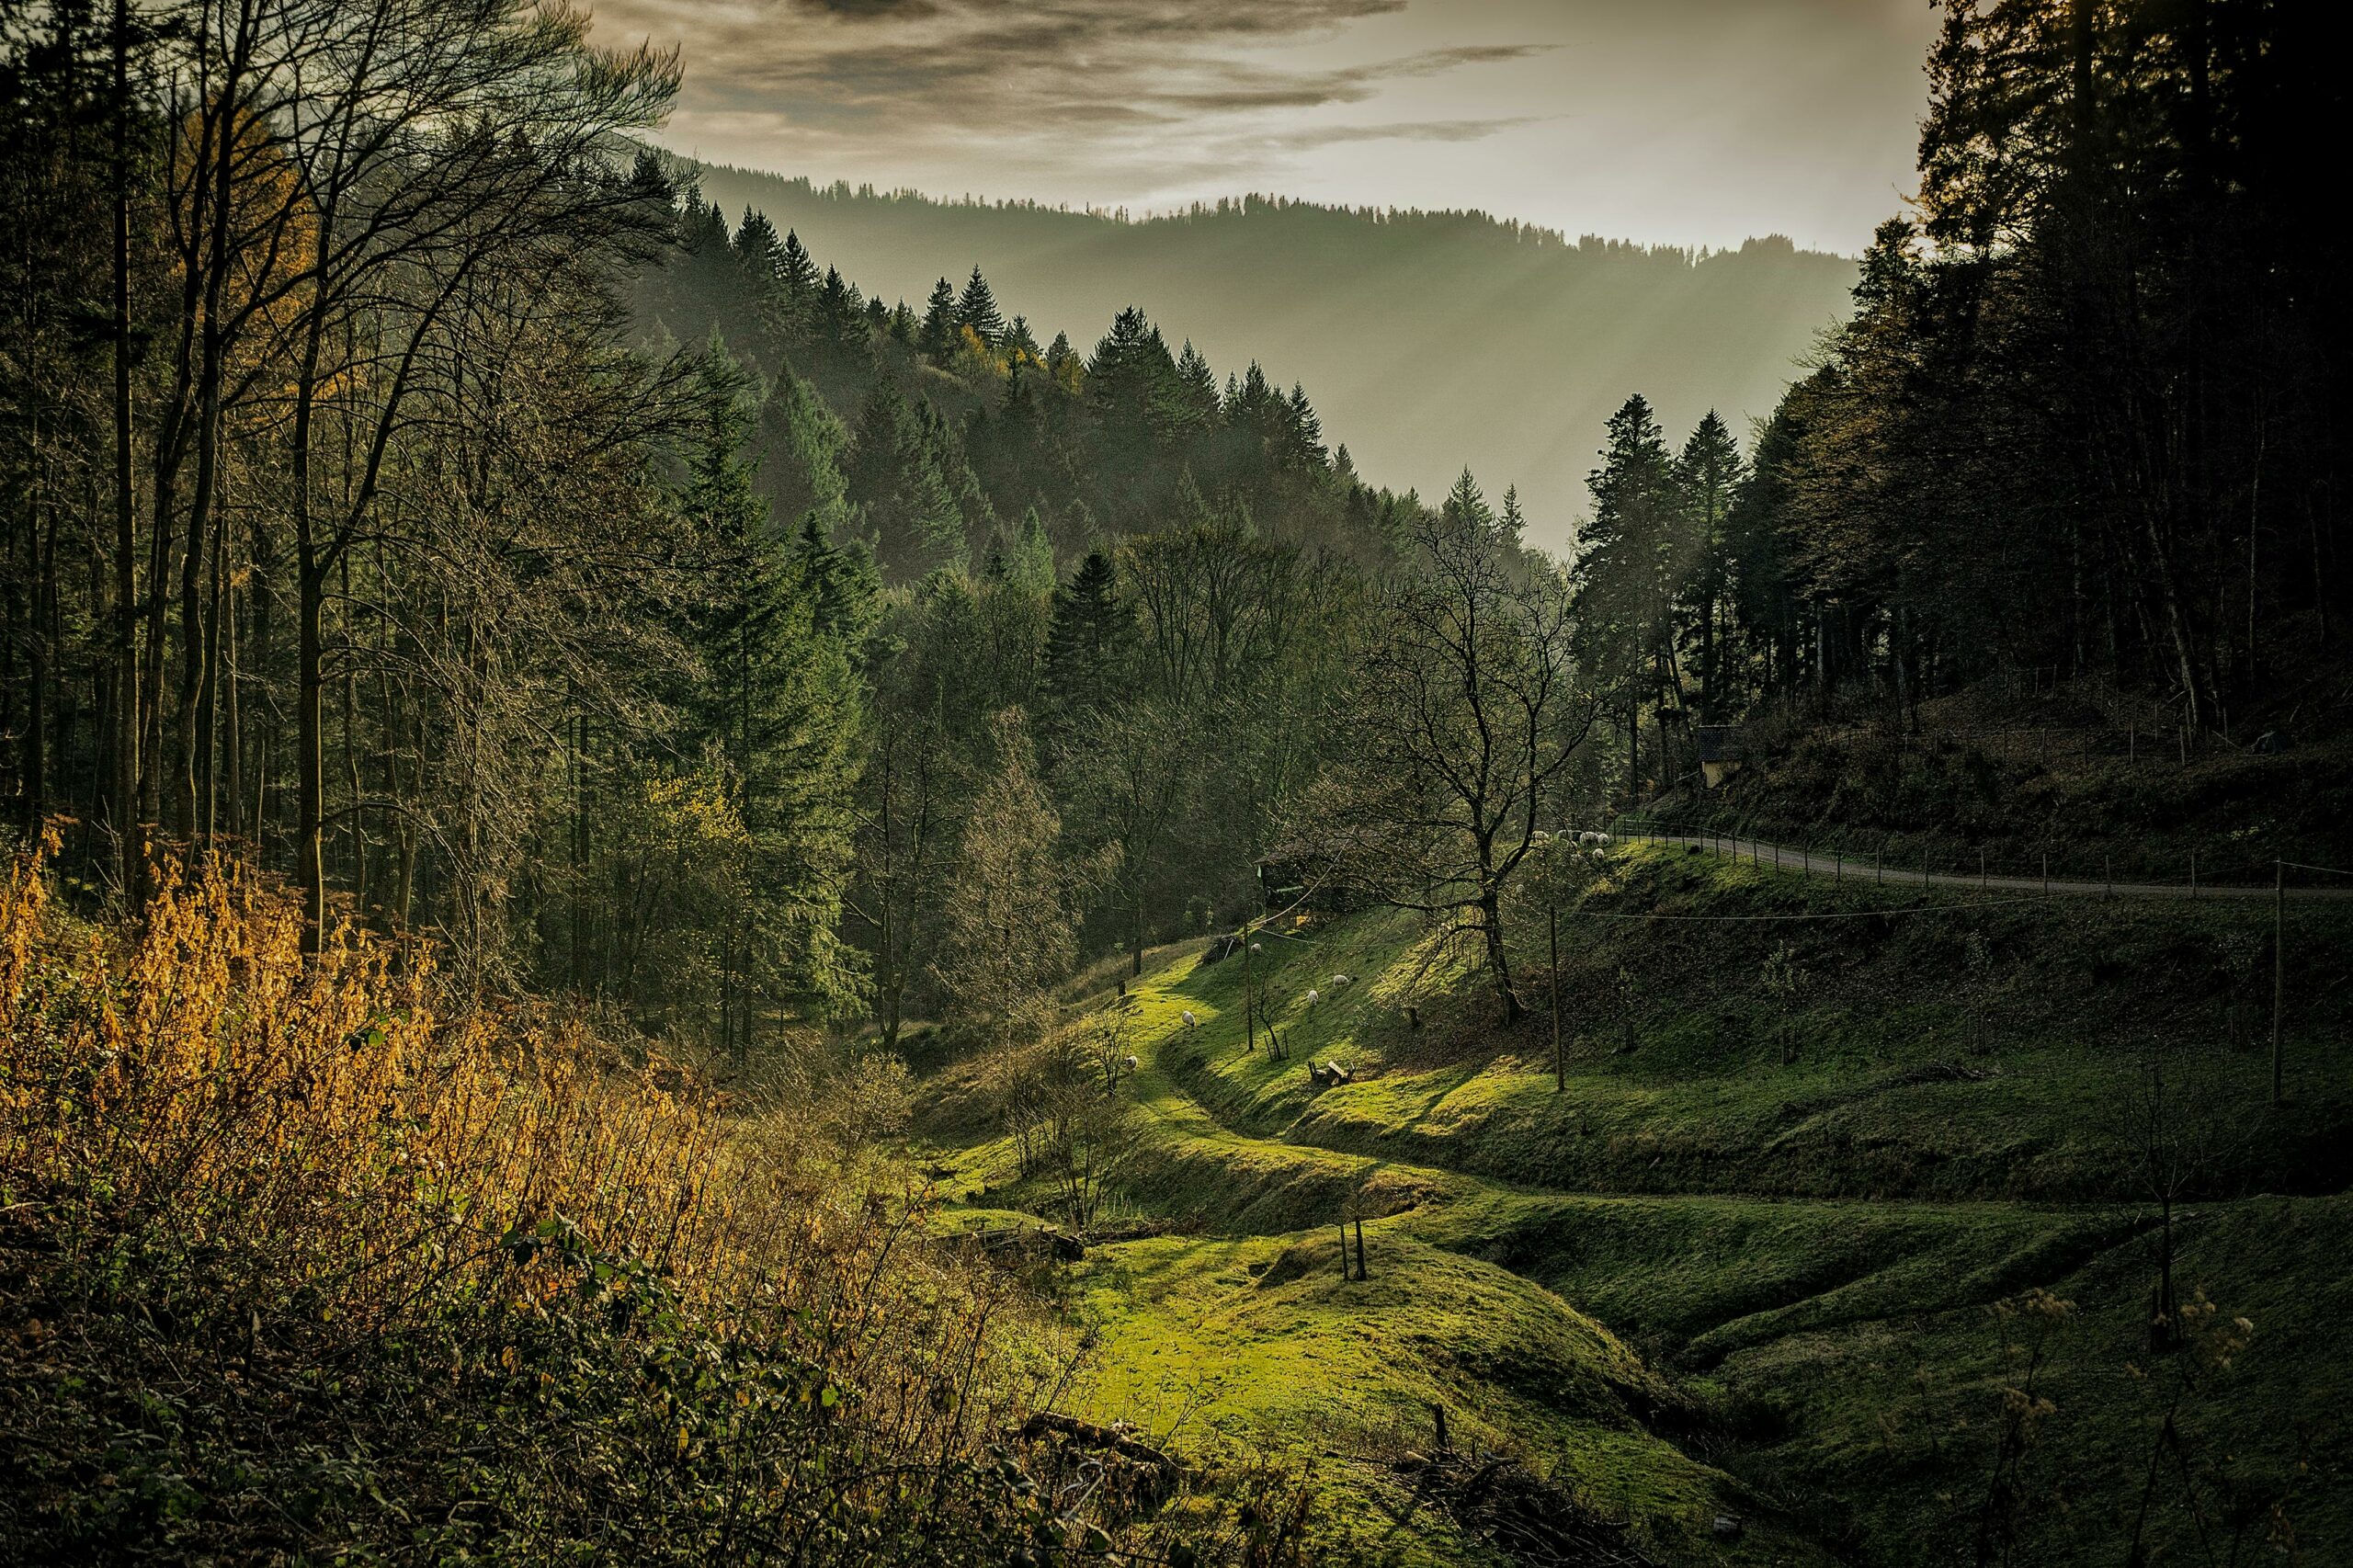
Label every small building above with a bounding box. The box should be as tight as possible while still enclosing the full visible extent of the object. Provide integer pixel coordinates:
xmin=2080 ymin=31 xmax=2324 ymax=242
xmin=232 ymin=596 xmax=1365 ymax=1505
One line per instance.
xmin=1695 ymin=725 xmax=1748 ymax=790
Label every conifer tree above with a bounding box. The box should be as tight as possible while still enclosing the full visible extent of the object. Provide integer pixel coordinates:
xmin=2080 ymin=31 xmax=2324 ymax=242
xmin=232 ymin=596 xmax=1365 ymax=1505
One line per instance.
xmin=679 ymin=355 xmax=866 ymax=1048
xmin=957 ymin=264 xmax=1006 ymax=347
xmin=1499 ymin=485 xmax=1528 ymax=548
xmin=1674 ymin=411 xmax=1745 ymax=713
xmin=779 ymin=228 xmax=820 ymax=301
xmin=919 ymin=277 xmax=959 ymax=358
xmin=1006 ymin=313 xmax=1042 ymax=362
xmin=1042 ymin=550 xmax=1127 ymax=735
xmin=733 ymin=207 xmax=782 ymax=278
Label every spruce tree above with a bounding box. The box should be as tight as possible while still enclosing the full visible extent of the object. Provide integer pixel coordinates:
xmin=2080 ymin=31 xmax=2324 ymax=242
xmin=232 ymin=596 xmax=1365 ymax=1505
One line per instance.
xmin=733 ymin=207 xmax=781 ymax=278
xmin=679 ymin=354 xmax=866 ymax=1041
xmin=1042 ymin=550 xmax=1126 ymax=734
xmin=1499 ymin=484 xmax=1529 ymax=548
xmin=1006 ymin=313 xmax=1042 ymax=361
xmin=957 ymin=264 xmax=1006 ymax=347
xmin=779 ymin=228 xmax=820 ymax=300
xmin=1674 ymin=411 xmax=1745 ymax=714
xmin=919 ymin=277 xmax=958 ymax=358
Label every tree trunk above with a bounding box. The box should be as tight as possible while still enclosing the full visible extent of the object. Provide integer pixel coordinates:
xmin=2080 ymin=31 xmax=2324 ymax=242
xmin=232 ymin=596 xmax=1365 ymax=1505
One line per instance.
xmin=1480 ymin=886 xmax=1520 ymax=1022
xmin=297 ymin=558 xmax=325 ymax=953
xmin=109 ymin=0 xmax=141 ymax=896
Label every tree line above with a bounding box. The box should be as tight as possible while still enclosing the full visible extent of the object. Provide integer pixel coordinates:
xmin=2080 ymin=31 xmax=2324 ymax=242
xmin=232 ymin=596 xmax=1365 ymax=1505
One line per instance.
xmin=1575 ymin=0 xmax=2347 ymax=776
xmin=0 ymin=0 xmax=1596 ymax=1057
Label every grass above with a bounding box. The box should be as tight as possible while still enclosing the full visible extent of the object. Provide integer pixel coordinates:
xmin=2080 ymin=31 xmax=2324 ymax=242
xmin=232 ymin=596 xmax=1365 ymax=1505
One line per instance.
xmin=911 ymin=845 xmax=2353 ymax=1565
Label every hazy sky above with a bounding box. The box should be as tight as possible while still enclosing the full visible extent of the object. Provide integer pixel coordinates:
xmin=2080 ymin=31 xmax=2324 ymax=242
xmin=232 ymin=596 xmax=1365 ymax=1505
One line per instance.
xmin=590 ymin=0 xmax=1940 ymax=256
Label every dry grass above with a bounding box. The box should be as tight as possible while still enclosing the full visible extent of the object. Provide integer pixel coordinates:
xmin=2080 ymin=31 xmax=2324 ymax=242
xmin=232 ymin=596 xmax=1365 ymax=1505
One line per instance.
xmin=0 ymin=839 xmax=1069 ymax=1560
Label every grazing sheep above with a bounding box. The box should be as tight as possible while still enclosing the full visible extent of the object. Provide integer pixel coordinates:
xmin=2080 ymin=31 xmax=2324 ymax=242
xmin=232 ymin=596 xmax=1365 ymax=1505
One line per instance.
xmin=1181 ymin=1010 xmax=1199 ymax=1029
xmin=1303 ymin=988 xmax=1321 ymax=1007
xmin=1124 ymin=1054 xmax=1140 ymax=1073
xmin=1576 ymin=830 xmax=1613 ymax=847
xmin=1330 ymin=973 xmax=1354 ymax=989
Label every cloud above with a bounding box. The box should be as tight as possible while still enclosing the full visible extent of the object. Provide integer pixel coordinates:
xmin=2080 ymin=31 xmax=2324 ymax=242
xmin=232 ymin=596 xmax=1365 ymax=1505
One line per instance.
xmin=1230 ymin=115 xmax=1552 ymax=153
xmin=592 ymin=0 xmax=1543 ymax=191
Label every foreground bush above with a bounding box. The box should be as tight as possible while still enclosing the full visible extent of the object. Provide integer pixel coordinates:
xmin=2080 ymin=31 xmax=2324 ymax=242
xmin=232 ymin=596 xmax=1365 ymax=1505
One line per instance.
xmin=0 ymin=845 xmax=1298 ymax=1563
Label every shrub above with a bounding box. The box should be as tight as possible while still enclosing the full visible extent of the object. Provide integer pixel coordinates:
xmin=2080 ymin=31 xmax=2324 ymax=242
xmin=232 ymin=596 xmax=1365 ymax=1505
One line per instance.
xmin=0 ymin=843 xmax=1290 ymax=1562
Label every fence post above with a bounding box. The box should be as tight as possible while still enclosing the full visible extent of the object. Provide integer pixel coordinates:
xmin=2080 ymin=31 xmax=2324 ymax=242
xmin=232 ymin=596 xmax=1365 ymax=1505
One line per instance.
xmin=2190 ymin=852 xmax=2198 ymax=900
xmin=1980 ymin=848 xmax=1987 ymax=888
xmin=2105 ymin=857 xmax=2112 ymax=899
xmin=2041 ymin=854 xmax=2049 ymax=895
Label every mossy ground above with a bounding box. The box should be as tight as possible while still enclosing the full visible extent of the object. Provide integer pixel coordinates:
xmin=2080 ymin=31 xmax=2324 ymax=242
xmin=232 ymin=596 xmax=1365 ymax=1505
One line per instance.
xmin=912 ymin=847 xmax=2353 ymax=1564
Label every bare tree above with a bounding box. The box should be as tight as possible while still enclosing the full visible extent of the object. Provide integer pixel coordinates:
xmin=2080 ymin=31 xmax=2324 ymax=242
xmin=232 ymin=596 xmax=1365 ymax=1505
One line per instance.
xmin=1319 ymin=505 xmax=1604 ymax=1019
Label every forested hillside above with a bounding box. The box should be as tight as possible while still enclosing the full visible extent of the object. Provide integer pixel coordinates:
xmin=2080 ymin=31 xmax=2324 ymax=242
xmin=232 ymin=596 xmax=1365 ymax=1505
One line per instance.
xmin=665 ymin=160 xmax=1859 ymax=548
xmin=3 ymin=0 xmax=2348 ymax=1562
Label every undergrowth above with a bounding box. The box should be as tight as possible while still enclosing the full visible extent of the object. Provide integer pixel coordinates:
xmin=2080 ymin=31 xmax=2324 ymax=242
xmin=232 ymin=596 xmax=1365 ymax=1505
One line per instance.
xmin=0 ymin=840 xmax=1306 ymax=1564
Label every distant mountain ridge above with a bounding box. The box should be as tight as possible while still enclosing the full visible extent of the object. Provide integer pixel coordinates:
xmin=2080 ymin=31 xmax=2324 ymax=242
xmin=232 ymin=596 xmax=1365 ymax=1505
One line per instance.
xmin=669 ymin=158 xmax=1858 ymax=550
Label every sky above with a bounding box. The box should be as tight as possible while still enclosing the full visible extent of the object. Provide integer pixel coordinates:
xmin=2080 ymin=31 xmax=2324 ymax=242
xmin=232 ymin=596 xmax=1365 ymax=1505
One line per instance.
xmin=588 ymin=0 xmax=1942 ymax=256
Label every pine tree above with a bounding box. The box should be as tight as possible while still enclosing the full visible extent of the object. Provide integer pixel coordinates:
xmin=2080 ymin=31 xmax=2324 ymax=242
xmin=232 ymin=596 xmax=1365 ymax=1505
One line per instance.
xmin=1170 ymin=341 xmax=1220 ymax=435
xmin=779 ymin=228 xmax=820 ymax=300
xmin=733 ymin=207 xmax=782 ymax=278
xmin=1499 ymin=484 xmax=1529 ymax=548
xmin=1006 ymin=313 xmax=1042 ymax=362
xmin=1674 ymin=411 xmax=1745 ymax=714
xmin=957 ymin=265 xmax=1006 ymax=347
xmin=919 ymin=277 xmax=958 ymax=358
xmin=1042 ymin=550 xmax=1127 ymax=735
xmin=679 ymin=352 xmax=866 ymax=1045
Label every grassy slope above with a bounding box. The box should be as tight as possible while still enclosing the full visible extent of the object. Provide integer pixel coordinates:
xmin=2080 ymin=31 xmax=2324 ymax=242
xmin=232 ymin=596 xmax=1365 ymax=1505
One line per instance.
xmin=913 ymin=849 xmax=2353 ymax=1564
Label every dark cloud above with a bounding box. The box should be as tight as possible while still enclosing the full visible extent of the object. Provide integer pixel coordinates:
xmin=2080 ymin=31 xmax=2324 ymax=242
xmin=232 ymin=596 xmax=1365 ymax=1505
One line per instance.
xmin=799 ymin=0 xmax=937 ymax=17
xmin=606 ymin=0 xmax=1495 ymax=142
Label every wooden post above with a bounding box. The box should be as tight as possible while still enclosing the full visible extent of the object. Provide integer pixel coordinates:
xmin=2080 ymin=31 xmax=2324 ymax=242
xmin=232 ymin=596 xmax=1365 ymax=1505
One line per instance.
xmin=2272 ymin=860 xmax=2285 ymax=1109
xmin=1244 ymin=939 xmax=1256 ymax=1055
xmin=1550 ymin=903 xmax=1563 ymax=1092
xmin=2190 ymin=852 xmax=2198 ymax=900
xmin=2041 ymin=854 xmax=2049 ymax=895
xmin=1339 ymin=1220 xmax=1351 ymax=1278
xmin=1432 ymin=1403 xmax=1450 ymax=1453
xmin=1354 ymin=1217 xmax=1368 ymax=1280
xmin=1980 ymin=848 xmax=1986 ymax=888
xmin=2105 ymin=858 xmax=2112 ymax=898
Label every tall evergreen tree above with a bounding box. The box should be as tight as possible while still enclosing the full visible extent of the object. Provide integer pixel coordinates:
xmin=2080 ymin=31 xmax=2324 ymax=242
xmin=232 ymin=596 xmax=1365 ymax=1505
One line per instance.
xmin=1042 ymin=550 xmax=1127 ymax=739
xmin=919 ymin=277 xmax=959 ymax=358
xmin=1674 ymin=411 xmax=1745 ymax=714
xmin=957 ymin=265 xmax=1006 ymax=347
xmin=733 ymin=207 xmax=781 ymax=278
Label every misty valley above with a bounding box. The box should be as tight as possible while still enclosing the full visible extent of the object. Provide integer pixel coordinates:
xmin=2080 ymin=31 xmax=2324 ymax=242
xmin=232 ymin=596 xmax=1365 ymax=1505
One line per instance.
xmin=2 ymin=1 xmax=2347 ymax=1564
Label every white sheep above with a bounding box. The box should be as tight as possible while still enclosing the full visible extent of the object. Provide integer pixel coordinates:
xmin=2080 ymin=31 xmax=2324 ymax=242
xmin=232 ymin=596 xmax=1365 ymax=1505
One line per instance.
xmin=1124 ymin=1054 xmax=1140 ymax=1073
xmin=1330 ymin=973 xmax=1355 ymax=989
xmin=1303 ymin=988 xmax=1321 ymax=1007
xmin=1577 ymin=830 xmax=1613 ymax=847
xmin=1181 ymin=1009 xmax=1199 ymax=1029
